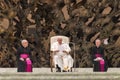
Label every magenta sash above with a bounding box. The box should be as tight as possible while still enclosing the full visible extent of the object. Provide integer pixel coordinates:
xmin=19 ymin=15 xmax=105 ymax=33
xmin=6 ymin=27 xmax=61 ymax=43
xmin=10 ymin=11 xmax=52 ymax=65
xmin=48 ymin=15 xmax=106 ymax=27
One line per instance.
xmin=20 ymin=54 xmax=28 ymax=58
xmin=95 ymin=54 xmax=104 ymax=71
xmin=20 ymin=54 xmax=32 ymax=72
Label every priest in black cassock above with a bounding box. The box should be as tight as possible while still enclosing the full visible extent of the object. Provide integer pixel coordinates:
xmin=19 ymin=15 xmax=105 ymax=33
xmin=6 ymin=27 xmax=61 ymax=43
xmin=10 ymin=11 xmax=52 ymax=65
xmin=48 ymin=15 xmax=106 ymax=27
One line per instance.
xmin=91 ymin=39 xmax=108 ymax=72
xmin=17 ymin=39 xmax=32 ymax=72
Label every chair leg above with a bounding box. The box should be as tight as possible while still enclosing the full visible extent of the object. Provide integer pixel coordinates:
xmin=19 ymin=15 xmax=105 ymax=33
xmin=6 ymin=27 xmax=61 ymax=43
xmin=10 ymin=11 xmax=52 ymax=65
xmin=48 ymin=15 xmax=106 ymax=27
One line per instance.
xmin=70 ymin=67 xmax=72 ymax=72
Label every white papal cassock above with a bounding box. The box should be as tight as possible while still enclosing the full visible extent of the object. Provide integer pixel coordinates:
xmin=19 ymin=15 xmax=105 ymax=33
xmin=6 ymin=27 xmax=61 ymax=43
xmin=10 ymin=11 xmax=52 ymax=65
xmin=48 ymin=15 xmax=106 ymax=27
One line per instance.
xmin=51 ymin=42 xmax=74 ymax=71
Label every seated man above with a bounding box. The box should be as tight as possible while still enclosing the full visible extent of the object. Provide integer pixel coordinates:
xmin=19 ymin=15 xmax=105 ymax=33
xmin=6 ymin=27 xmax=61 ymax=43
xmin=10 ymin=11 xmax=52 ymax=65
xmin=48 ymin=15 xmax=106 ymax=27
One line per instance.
xmin=17 ymin=39 xmax=32 ymax=72
xmin=51 ymin=37 xmax=73 ymax=72
xmin=91 ymin=39 xmax=108 ymax=72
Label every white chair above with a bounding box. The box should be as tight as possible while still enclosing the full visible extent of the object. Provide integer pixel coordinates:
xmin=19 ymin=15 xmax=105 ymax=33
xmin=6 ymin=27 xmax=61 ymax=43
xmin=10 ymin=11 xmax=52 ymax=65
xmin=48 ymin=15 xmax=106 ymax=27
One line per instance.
xmin=50 ymin=35 xmax=74 ymax=72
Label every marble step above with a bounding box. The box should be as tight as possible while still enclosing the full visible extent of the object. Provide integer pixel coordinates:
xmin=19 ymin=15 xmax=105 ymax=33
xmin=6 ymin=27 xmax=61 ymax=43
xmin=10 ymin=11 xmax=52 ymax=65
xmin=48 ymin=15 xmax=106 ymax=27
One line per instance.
xmin=0 ymin=68 xmax=119 ymax=80
xmin=0 ymin=72 xmax=120 ymax=80
xmin=0 ymin=68 xmax=120 ymax=73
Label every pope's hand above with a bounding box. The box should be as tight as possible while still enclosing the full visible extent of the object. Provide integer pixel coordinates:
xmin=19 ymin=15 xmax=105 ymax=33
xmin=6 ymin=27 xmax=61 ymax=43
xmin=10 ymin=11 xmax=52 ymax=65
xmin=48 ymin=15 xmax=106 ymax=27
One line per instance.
xmin=54 ymin=50 xmax=59 ymax=53
xmin=53 ymin=50 xmax=59 ymax=55
xmin=63 ymin=51 xmax=69 ymax=54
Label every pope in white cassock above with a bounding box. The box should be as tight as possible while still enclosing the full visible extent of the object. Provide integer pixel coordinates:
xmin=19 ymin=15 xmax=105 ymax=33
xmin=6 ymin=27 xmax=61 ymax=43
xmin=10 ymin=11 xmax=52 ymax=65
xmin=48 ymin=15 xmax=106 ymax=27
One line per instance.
xmin=51 ymin=37 xmax=74 ymax=72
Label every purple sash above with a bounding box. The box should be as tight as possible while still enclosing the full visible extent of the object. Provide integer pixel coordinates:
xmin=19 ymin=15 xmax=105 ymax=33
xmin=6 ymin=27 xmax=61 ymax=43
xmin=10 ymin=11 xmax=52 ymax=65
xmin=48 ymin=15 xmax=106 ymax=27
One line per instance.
xmin=95 ymin=54 xmax=104 ymax=71
xmin=20 ymin=54 xmax=32 ymax=72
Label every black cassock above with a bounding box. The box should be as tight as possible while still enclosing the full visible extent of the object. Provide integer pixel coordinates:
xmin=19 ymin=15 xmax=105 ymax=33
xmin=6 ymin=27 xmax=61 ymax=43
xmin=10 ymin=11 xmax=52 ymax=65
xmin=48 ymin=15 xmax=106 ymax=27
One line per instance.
xmin=91 ymin=46 xmax=108 ymax=72
xmin=17 ymin=46 xmax=32 ymax=72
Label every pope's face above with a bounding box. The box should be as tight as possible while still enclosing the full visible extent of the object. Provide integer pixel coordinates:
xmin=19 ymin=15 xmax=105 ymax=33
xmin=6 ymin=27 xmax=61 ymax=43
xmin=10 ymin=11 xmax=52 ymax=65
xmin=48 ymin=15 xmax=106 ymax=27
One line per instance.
xmin=57 ymin=38 xmax=62 ymax=44
xmin=22 ymin=41 xmax=28 ymax=48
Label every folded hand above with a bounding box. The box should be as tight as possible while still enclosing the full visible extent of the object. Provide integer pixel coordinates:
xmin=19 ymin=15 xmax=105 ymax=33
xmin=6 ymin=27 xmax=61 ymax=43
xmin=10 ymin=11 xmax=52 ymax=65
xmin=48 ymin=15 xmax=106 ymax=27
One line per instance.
xmin=63 ymin=51 xmax=69 ymax=54
xmin=26 ymin=58 xmax=30 ymax=60
xmin=53 ymin=50 xmax=59 ymax=54
xmin=20 ymin=58 xmax=24 ymax=61
xmin=94 ymin=57 xmax=104 ymax=61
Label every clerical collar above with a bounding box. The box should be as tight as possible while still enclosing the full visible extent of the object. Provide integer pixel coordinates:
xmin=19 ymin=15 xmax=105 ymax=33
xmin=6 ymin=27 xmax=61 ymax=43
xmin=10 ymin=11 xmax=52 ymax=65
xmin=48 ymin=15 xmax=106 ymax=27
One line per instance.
xmin=96 ymin=46 xmax=100 ymax=48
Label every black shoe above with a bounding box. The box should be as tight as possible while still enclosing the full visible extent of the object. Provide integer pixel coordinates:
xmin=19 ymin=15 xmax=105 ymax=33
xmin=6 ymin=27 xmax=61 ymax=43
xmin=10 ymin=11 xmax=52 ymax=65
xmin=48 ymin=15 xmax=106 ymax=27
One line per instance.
xmin=56 ymin=64 xmax=61 ymax=72
xmin=68 ymin=67 xmax=72 ymax=72
xmin=62 ymin=70 xmax=67 ymax=72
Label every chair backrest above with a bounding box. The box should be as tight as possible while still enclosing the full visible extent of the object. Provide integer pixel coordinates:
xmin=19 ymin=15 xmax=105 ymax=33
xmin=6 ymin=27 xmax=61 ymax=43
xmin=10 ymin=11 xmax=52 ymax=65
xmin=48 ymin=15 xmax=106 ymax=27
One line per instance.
xmin=50 ymin=36 xmax=69 ymax=45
